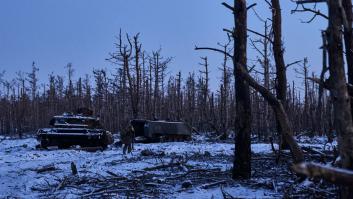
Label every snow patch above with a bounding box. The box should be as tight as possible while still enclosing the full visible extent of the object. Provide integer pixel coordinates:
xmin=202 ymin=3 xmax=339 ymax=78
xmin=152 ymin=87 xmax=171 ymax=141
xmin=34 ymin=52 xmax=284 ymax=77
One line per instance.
xmin=174 ymin=186 xmax=278 ymax=199
xmin=0 ymin=137 xmax=304 ymax=198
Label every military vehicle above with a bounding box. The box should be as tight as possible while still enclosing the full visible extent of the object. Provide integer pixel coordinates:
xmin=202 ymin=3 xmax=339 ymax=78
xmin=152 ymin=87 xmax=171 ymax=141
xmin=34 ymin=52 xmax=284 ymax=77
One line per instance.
xmin=37 ymin=111 xmax=113 ymax=149
xmin=130 ymin=120 xmax=192 ymax=143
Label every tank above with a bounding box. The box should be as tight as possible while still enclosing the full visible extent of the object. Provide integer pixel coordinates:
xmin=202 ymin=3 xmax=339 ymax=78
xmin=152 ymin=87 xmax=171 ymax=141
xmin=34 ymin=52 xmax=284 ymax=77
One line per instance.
xmin=130 ymin=120 xmax=192 ymax=142
xmin=37 ymin=112 xmax=113 ymax=149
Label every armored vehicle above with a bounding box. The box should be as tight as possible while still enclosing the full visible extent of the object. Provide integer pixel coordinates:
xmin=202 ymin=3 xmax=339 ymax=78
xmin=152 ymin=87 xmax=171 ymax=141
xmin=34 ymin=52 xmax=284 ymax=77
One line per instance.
xmin=37 ymin=112 xmax=113 ymax=149
xmin=130 ymin=120 xmax=192 ymax=142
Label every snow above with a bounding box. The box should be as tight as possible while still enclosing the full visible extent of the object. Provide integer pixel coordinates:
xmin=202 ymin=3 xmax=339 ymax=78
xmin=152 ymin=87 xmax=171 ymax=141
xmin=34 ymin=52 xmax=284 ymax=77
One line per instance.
xmin=0 ymin=135 xmax=330 ymax=198
xmin=297 ymin=135 xmax=337 ymax=151
xmin=251 ymin=143 xmax=278 ymax=154
xmin=174 ymin=186 xmax=279 ymax=199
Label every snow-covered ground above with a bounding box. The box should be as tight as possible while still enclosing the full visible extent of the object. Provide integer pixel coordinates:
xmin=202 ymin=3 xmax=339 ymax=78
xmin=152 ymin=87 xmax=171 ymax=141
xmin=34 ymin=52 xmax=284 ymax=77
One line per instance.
xmin=0 ymin=135 xmax=333 ymax=198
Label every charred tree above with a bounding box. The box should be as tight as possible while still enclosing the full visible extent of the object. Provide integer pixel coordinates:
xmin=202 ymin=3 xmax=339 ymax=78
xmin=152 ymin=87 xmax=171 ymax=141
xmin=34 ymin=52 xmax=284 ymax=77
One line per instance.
xmin=271 ymin=0 xmax=290 ymax=149
xmin=327 ymin=0 xmax=353 ymax=197
xmin=342 ymin=0 xmax=353 ymax=120
xmin=232 ymin=0 xmax=252 ymax=179
xmin=219 ymin=42 xmax=231 ymax=139
xmin=343 ymin=0 xmax=353 ymax=85
xmin=196 ymin=0 xmax=252 ymax=179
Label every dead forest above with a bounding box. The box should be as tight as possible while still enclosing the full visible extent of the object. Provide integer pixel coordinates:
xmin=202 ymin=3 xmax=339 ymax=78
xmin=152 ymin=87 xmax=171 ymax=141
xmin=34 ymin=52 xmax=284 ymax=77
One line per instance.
xmin=2 ymin=0 xmax=353 ymax=198
xmin=0 ymin=4 xmax=334 ymax=141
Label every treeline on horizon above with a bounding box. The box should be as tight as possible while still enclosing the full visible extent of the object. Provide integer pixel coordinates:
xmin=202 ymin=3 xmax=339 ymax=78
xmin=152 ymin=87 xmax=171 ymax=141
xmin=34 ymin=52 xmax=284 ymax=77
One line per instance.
xmin=0 ymin=30 xmax=331 ymax=140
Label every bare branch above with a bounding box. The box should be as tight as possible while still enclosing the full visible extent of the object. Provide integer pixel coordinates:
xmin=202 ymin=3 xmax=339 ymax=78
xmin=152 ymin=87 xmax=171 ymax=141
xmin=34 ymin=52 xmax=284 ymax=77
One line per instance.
xmin=291 ymin=4 xmax=328 ymax=22
xmin=295 ymin=0 xmax=326 ymax=4
xmin=247 ymin=3 xmax=257 ymax=10
xmin=222 ymin=2 xmax=234 ymax=12
xmin=247 ymin=28 xmax=274 ymax=43
xmin=286 ymin=60 xmax=302 ymax=68
xmin=195 ymin=46 xmax=233 ymax=59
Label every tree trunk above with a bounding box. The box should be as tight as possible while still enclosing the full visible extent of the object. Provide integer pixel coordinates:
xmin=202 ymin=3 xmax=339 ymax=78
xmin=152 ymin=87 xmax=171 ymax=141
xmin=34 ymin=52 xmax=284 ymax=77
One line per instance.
xmin=327 ymin=0 xmax=353 ymax=197
xmin=271 ymin=0 xmax=289 ymax=149
xmin=343 ymin=0 xmax=353 ymax=84
xmin=263 ymin=21 xmax=270 ymax=141
xmin=317 ymin=31 xmax=328 ymax=136
xmin=342 ymin=0 xmax=353 ymax=120
xmin=232 ymin=0 xmax=252 ymax=179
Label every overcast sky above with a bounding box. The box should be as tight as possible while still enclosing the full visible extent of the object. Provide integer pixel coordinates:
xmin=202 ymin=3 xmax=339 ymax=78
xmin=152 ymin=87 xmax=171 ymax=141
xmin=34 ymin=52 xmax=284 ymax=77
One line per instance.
xmin=0 ymin=0 xmax=327 ymax=90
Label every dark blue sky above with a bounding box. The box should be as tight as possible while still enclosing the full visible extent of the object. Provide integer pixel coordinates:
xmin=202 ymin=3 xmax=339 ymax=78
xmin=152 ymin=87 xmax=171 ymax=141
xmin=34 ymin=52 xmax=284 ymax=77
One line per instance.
xmin=0 ymin=0 xmax=326 ymax=90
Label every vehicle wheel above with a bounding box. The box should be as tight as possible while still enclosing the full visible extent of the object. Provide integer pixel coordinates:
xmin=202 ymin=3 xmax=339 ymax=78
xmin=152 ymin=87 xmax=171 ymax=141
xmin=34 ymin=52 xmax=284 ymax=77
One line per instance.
xmin=101 ymin=144 xmax=108 ymax=150
xmin=159 ymin=136 xmax=166 ymax=142
xmin=185 ymin=135 xmax=192 ymax=141
xmin=40 ymin=139 xmax=48 ymax=149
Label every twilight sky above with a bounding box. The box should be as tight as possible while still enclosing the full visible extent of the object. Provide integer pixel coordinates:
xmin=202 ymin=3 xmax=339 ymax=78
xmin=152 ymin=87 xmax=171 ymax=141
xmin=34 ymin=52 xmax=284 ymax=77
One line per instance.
xmin=0 ymin=0 xmax=327 ymax=90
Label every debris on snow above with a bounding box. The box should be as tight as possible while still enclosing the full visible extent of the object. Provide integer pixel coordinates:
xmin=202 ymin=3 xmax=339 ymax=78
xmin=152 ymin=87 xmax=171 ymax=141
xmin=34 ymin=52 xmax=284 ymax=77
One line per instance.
xmin=0 ymin=135 xmax=339 ymax=198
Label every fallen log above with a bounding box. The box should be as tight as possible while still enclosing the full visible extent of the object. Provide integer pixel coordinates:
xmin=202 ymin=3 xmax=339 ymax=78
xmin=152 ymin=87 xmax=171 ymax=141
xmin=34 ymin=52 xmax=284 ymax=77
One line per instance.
xmin=106 ymin=170 xmax=122 ymax=178
xmin=301 ymin=146 xmax=326 ymax=156
xmin=36 ymin=165 xmax=56 ymax=173
xmin=292 ymin=162 xmax=353 ymax=187
xmin=56 ymin=177 xmax=68 ymax=191
xmin=82 ymin=189 xmax=132 ymax=198
xmin=166 ymin=168 xmax=222 ymax=180
xmin=143 ymin=162 xmax=184 ymax=171
xmin=200 ymin=180 xmax=227 ymax=189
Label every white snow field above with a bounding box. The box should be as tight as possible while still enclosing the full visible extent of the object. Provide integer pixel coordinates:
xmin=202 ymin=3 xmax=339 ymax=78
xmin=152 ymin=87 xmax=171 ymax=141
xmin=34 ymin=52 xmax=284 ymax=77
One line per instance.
xmin=0 ymin=135 xmax=332 ymax=198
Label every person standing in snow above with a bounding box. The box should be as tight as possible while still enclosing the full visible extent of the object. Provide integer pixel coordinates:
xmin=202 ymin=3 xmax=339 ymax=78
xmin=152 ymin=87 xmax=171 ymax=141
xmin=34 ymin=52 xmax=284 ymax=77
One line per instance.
xmin=120 ymin=124 xmax=135 ymax=154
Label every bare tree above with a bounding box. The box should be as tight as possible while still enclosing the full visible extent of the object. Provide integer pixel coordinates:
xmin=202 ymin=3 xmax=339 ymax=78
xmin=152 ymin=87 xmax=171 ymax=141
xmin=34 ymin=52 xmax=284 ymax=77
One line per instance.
xmin=291 ymin=1 xmax=353 ymax=197
xmin=27 ymin=62 xmax=39 ymax=128
xmin=196 ymin=0 xmax=252 ymax=178
xmin=342 ymin=0 xmax=353 ymax=120
xmin=271 ymin=0 xmax=291 ymax=149
xmin=326 ymin=0 xmax=353 ymax=197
